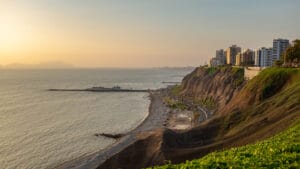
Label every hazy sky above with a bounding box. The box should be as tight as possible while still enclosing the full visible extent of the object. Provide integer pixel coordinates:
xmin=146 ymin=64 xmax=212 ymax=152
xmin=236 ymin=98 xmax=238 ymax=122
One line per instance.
xmin=0 ymin=0 xmax=299 ymax=68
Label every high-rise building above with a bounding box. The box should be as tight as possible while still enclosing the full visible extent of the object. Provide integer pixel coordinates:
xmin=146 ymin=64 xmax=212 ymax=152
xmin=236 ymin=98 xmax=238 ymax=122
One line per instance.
xmin=216 ymin=49 xmax=226 ymax=65
xmin=226 ymin=45 xmax=241 ymax=65
xmin=255 ymin=47 xmax=273 ymax=67
xmin=272 ymin=38 xmax=289 ymax=64
xmin=254 ymin=49 xmax=261 ymax=66
xmin=240 ymin=49 xmax=255 ymax=66
xmin=265 ymin=48 xmax=273 ymax=67
xmin=235 ymin=52 xmax=241 ymax=66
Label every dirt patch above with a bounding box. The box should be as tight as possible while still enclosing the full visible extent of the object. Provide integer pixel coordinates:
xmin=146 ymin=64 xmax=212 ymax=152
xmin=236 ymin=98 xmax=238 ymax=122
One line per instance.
xmin=166 ymin=110 xmax=193 ymax=131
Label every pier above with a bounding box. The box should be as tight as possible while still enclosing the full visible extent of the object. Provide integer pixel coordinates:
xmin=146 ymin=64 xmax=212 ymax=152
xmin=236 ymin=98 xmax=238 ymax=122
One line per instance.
xmin=48 ymin=86 xmax=150 ymax=93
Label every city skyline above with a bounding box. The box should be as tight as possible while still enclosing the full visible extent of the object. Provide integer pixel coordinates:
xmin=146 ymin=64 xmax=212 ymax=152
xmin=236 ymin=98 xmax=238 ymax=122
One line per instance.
xmin=1 ymin=0 xmax=299 ymax=68
xmin=210 ymin=38 xmax=292 ymax=67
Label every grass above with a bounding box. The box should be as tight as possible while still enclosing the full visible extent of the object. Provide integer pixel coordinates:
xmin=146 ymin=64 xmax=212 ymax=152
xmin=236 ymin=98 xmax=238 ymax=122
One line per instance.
xmin=188 ymin=66 xmax=245 ymax=90
xmin=245 ymin=68 xmax=299 ymax=100
xmin=231 ymin=67 xmax=245 ymax=87
xmin=170 ymin=85 xmax=183 ymax=96
xmin=163 ymin=97 xmax=187 ymax=110
xmin=193 ymin=97 xmax=217 ymax=110
xmin=206 ymin=67 xmax=218 ymax=75
xmin=150 ymin=122 xmax=300 ymax=169
xmin=207 ymin=66 xmax=244 ymax=87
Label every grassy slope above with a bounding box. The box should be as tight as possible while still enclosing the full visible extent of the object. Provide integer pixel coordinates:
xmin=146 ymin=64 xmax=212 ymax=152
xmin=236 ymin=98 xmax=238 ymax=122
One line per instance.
xmin=151 ymin=122 xmax=299 ymax=169
xmin=222 ymin=68 xmax=300 ymax=139
xmin=244 ymin=67 xmax=300 ymax=101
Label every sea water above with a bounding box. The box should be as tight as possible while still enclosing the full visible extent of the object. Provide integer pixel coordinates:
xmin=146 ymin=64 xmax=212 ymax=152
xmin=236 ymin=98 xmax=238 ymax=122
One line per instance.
xmin=0 ymin=68 xmax=192 ymax=169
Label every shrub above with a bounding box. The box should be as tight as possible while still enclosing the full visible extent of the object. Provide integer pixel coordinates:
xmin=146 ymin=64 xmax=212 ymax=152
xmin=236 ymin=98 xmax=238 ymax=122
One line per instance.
xmin=170 ymin=85 xmax=183 ymax=96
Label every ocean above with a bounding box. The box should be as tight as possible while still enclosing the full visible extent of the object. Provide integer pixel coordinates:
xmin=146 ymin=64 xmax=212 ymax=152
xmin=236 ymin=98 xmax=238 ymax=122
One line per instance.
xmin=0 ymin=68 xmax=192 ymax=169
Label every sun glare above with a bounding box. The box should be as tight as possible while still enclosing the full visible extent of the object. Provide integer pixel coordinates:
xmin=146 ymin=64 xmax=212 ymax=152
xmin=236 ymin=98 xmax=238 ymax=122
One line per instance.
xmin=0 ymin=11 xmax=31 ymax=53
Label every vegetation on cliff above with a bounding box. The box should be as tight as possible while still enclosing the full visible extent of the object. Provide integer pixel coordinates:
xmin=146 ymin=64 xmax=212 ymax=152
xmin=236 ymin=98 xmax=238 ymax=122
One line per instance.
xmin=180 ymin=66 xmax=244 ymax=111
xmin=151 ymin=121 xmax=300 ymax=169
xmin=245 ymin=67 xmax=299 ymax=101
xmin=163 ymin=97 xmax=187 ymax=110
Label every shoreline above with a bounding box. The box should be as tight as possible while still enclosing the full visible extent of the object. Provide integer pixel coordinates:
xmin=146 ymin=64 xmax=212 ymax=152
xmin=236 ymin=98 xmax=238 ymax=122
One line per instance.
xmin=55 ymin=89 xmax=170 ymax=169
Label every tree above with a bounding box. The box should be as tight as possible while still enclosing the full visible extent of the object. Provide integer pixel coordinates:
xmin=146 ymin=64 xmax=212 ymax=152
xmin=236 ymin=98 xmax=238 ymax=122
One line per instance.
xmin=274 ymin=60 xmax=283 ymax=67
xmin=283 ymin=39 xmax=300 ymax=66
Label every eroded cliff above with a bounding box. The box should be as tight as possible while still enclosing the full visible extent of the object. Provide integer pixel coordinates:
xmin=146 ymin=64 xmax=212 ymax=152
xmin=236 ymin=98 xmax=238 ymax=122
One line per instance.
xmin=97 ymin=67 xmax=300 ymax=169
xmin=179 ymin=66 xmax=244 ymax=110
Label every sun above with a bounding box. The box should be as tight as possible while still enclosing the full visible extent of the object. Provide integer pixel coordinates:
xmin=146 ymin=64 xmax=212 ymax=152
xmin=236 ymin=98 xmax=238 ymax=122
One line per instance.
xmin=0 ymin=10 xmax=31 ymax=53
xmin=0 ymin=24 xmax=17 ymax=43
xmin=0 ymin=8 xmax=36 ymax=65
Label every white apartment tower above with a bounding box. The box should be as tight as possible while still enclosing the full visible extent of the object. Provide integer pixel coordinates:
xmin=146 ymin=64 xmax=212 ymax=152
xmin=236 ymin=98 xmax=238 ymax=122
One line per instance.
xmin=254 ymin=49 xmax=260 ymax=66
xmin=272 ymin=38 xmax=289 ymax=64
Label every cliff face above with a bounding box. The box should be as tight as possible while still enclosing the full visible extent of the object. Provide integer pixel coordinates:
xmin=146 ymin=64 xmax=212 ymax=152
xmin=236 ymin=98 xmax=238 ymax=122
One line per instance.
xmin=160 ymin=67 xmax=300 ymax=164
xmin=164 ymin=67 xmax=300 ymax=164
xmin=97 ymin=67 xmax=300 ymax=169
xmin=180 ymin=66 xmax=244 ymax=110
xmin=99 ymin=130 xmax=165 ymax=169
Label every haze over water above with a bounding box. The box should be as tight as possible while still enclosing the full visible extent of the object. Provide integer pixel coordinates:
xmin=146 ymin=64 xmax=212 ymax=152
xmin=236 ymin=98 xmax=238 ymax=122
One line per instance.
xmin=0 ymin=68 xmax=192 ymax=169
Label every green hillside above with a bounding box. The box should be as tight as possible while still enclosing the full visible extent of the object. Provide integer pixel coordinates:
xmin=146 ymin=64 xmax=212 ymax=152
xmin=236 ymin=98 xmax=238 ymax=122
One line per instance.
xmin=151 ymin=121 xmax=299 ymax=169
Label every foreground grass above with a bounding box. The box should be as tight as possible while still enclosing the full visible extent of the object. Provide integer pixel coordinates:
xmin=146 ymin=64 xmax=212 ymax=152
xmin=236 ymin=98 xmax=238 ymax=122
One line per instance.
xmin=151 ymin=122 xmax=300 ymax=169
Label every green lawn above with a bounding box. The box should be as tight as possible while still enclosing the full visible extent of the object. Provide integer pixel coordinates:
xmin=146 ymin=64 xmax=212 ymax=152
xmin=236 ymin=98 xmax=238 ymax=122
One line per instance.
xmin=150 ymin=122 xmax=300 ymax=169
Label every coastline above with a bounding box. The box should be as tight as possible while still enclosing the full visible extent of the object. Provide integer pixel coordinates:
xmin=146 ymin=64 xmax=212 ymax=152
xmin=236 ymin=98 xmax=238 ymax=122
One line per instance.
xmin=55 ymin=67 xmax=300 ymax=169
xmin=55 ymin=89 xmax=170 ymax=169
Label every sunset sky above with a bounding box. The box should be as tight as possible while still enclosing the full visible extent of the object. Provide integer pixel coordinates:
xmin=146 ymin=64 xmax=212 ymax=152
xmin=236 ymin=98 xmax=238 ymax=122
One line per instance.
xmin=0 ymin=0 xmax=299 ymax=68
